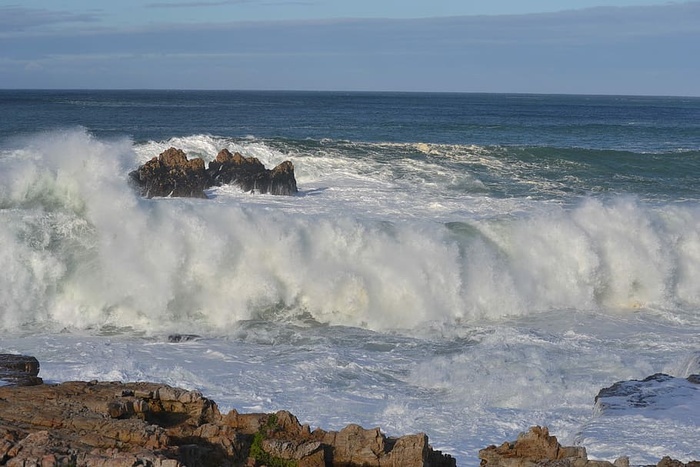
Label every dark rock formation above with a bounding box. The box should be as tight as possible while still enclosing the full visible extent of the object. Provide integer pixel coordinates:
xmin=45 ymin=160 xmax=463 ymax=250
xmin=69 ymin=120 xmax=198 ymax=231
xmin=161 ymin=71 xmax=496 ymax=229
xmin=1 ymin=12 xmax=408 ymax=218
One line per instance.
xmin=0 ymin=354 xmax=42 ymax=386
xmin=207 ymin=149 xmax=298 ymax=195
xmin=167 ymin=334 xmax=202 ymax=343
xmin=129 ymin=147 xmax=298 ymax=198
xmin=594 ymin=373 xmax=700 ymax=413
xmin=0 ymin=376 xmax=454 ymax=466
xmin=129 ymin=147 xmax=210 ymax=198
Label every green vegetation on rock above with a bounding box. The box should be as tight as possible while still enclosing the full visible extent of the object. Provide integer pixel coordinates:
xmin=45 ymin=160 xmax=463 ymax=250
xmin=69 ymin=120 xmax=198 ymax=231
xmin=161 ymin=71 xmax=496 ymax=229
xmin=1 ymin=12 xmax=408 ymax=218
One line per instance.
xmin=249 ymin=413 xmax=298 ymax=467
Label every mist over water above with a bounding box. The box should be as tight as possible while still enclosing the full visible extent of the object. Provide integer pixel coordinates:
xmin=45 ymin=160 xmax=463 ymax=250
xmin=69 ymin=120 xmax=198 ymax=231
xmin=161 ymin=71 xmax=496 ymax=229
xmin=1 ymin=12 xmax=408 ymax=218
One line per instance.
xmin=2 ymin=92 xmax=699 ymax=465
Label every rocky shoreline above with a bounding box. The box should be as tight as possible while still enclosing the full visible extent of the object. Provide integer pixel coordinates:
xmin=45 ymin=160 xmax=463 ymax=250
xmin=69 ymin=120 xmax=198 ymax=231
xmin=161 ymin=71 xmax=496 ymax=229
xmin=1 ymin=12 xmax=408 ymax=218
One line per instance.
xmin=1 ymin=354 xmax=697 ymax=467
xmin=0 ymin=354 xmax=453 ymax=467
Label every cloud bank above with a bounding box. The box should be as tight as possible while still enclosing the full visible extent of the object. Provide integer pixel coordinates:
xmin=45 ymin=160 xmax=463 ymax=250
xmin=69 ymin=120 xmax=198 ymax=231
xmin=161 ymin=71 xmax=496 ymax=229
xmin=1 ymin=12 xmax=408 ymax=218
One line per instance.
xmin=1 ymin=2 xmax=699 ymax=95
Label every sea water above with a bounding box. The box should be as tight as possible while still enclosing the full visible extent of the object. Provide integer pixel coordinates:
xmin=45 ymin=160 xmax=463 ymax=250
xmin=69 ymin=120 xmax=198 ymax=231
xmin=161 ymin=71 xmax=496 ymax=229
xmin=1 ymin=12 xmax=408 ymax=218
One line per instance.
xmin=1 ymin=91 xmax=699 ymax=465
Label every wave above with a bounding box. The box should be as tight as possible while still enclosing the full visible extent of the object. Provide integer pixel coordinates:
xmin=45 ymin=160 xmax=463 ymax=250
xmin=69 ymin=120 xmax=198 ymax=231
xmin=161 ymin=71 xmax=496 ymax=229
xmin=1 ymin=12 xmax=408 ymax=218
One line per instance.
xmin=134 ymin=134 xmax=700 ymax=203
xmin=1 ymin=129 xmax=700 ymax=334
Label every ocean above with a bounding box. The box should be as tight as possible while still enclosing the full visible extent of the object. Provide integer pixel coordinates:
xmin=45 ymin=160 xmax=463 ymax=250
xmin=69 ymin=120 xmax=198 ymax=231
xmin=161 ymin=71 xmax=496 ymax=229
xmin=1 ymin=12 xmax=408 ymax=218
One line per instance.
xmin=1 ymin=90 xmax=699 ymax=465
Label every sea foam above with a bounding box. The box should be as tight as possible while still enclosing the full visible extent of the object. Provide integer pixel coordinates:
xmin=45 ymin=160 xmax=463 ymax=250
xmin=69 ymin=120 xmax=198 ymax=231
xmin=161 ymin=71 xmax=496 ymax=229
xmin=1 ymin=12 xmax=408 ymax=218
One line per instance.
xmin=1 ymin=129 xmax=700 ymax=334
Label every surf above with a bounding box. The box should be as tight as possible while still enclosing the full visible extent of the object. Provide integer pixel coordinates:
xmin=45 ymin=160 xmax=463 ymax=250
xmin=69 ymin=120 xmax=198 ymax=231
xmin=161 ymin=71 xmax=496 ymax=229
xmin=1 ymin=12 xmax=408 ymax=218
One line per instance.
xmin=2 ymin=129 xmax=699 ymax=334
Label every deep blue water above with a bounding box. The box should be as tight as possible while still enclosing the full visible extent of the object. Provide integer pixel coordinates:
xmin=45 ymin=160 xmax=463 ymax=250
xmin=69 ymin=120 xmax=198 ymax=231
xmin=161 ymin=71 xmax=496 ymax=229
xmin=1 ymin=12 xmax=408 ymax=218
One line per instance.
xmin=2 ymin=90 xmax=699 ymax=150
xmin=2 ymin=90 xmax=700 ymax=202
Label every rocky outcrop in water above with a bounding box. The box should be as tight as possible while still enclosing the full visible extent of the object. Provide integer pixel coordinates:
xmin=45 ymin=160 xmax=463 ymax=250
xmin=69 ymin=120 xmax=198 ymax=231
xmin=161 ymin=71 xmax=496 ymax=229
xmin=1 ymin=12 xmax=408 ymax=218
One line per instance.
xmin=594 ymin=372 xmax=700 ymax=413
xmin=209 ymin=149 xmax=298 ymax=196
xmin=129 ymin=147 xmax=210 ymax=198
xmin=128 ymin=147 xmax=298 ymax=198
xmin=0 ymin=354 xmax=454 ymax=467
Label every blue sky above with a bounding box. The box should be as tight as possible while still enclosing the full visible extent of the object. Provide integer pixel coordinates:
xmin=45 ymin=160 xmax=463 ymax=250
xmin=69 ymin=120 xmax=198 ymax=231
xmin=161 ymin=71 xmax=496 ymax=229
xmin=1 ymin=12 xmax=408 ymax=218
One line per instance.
xmin=1 ymin=1 xmax=699 ymax=95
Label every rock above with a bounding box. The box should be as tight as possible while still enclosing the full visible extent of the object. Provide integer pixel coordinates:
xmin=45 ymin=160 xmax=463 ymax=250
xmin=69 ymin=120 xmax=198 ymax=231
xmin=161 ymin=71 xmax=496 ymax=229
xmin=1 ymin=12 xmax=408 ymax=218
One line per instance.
xmin=0 ymin=377 xmax=453 ymax=466
xmin=479 ymin=426 xmax=700 ymax=467
xmin=167 ymin=333 xmax=201 ymax=343
xmin=129 ymin=147 xmax=299 ymax=198
xmin=479 ymin=426 xmax=624 ymax=467
xmin=207 ymin=148 xmax=298 ymax=195
xmin=594 ymin=373 xmax=700 ymax=413
xmin=0 ymin=353 xmax=42 ymax=386
xmin=656 ymin=456 xmax=700 ymax=467
xmin=129 ymin=147 xmax=210 ymax=198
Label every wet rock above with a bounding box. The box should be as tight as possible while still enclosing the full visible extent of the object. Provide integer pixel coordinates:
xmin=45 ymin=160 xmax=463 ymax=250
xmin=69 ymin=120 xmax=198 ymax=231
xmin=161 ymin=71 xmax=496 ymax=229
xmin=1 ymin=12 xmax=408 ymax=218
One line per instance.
xmin=129 ymin=147 xmax=210 ymax=198
xmin=129 ymin=147 xmax=298 ymax=198
xmin=167 ymin=333 xmax=201 ymax=343
xmin=208 ymin=148 xmax=298 ymax=195
xmin=0 ymin=353 xmax=42 ymax=386
xmin=594 ymin=373 xmax=700 ymax=413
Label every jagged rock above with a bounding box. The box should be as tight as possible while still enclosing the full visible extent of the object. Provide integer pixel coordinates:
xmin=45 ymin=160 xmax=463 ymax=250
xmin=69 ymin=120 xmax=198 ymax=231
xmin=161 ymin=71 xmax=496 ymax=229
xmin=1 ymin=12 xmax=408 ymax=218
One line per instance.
xmin=478 ymin=426 xmax=626 ymax=467
xmin=656 ymin=457 xmax=700 ymax=467
xmin=0 ymin=377 xmax=454 ymax=466
xmin=0 ymin=354 xmax=42 ymax=386
xmin=208 ymin=148 xmax=298 ymax=195
xmin=479 ymin=426 xmax=700 ymax=467
xmin=128 ymin=147 xmax=298 ymax=198
xmin=129 ymin=147 xmax=210 ymax=198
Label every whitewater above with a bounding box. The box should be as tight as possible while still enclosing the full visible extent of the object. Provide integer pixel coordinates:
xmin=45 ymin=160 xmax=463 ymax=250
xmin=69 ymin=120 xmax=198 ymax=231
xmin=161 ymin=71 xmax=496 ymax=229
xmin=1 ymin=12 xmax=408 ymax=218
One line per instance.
xmin=1 ymin=91 xmax=699 ymax=465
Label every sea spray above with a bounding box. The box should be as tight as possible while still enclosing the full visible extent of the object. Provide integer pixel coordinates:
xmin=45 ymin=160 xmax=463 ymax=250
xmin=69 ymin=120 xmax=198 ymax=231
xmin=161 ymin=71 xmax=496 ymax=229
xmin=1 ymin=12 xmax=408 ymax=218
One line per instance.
xmin=2 ymin=92 xmax=699 ymax=465
xmin=2 ymin=131 xmax=700 ymax=333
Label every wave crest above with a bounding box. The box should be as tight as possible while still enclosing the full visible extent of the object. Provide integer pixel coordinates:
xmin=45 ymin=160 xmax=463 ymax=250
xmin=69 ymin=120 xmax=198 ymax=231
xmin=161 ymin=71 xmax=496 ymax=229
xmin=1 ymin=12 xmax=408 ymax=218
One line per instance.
xmin=1 ymin=130 xmax=700 ymax=334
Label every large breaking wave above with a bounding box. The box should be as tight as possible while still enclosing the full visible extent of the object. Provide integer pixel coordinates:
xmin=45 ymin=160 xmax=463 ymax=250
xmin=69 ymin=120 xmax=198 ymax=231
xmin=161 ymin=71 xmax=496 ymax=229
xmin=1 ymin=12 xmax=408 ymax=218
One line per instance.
xmin=2 ymin=129 xmax=699 ymax=333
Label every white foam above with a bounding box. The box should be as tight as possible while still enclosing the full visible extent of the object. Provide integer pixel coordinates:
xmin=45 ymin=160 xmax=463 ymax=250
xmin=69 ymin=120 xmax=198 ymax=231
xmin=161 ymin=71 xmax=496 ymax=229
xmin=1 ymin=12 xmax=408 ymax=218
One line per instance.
xmin=1 ymin=130 xmax=700 ymax=335
xmin=2 ymin=306 xmax=698 ymax=465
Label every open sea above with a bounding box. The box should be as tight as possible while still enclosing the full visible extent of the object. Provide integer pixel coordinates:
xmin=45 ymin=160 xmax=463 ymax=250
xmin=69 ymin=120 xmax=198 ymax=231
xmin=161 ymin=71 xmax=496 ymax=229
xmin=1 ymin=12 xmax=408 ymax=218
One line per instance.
xmin=1 ymin=90 xmax=699 ymax=465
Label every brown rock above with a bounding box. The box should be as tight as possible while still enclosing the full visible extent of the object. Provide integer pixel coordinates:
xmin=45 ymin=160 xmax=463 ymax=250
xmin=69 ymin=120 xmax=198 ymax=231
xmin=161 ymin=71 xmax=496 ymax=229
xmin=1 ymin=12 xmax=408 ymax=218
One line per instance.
xmin=268 ymin=160 xmax=299 ymax=195
xmin=312 ymin=422 xmax=454 ymax=467
xmin=479 ymin=426 xmax=608 ymax=467
xmin=130 ymin=147 xmax=299 ymax=198
xmin=657 ymin=457 xmax=700 ymax=467
xmin=207 ymin=148 xmax=298 ymax=195
xmin=0 ymin=379 xmax=453 ymax=467
xmin=478 ymin=427 xmax=700 ymax=467
xmin=128 ymin=147 xmax=210 ymax=198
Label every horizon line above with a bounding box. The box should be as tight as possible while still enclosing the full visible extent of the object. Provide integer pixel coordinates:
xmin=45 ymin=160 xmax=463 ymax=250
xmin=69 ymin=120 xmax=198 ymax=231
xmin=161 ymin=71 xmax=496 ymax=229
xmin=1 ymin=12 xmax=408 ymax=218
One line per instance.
xmin=2 ymin=88 xmax=699 ymax=99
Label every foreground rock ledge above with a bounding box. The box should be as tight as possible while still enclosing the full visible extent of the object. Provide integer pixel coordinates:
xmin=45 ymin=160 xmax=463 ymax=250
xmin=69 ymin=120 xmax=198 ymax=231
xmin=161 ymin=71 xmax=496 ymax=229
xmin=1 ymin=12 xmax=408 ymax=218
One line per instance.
xmin=0 ymin=380 xmax=455 ymax=467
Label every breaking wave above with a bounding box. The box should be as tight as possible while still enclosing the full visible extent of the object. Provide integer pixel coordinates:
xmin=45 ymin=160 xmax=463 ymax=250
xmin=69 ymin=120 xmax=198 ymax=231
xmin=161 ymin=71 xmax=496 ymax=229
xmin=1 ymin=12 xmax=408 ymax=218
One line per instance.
xmin=2 ymin=129 xmax=700 ymax=334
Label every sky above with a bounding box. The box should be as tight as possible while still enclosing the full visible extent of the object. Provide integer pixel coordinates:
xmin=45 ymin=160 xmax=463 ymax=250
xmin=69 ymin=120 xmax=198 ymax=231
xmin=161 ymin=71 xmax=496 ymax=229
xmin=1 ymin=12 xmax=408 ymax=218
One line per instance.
xmin=1 ymin=0 xmax=699 ymax=95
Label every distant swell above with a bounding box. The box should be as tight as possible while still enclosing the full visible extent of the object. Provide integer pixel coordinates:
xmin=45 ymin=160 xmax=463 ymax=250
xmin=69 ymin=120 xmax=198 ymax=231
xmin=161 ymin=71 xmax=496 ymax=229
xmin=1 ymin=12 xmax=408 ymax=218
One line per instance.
xmin=1 ymin=129 xmax=700 ymax=333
